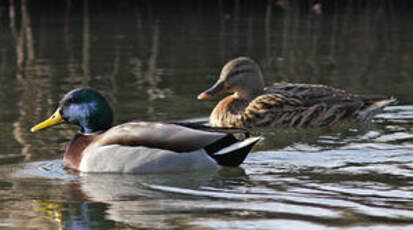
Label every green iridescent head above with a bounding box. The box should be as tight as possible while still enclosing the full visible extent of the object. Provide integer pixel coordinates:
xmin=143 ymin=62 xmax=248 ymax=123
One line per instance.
xmin=31 ymin=88 xmax=114 ymax=134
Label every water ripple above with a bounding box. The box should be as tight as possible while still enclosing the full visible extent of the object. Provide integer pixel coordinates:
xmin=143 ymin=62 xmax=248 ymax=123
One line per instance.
xmin=3 ymin=105 xmax=413 ymax=229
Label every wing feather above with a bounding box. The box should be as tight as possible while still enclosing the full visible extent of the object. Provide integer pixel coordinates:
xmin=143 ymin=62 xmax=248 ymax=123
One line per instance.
xmin=92 ymin=122 xmax=228 ymax=152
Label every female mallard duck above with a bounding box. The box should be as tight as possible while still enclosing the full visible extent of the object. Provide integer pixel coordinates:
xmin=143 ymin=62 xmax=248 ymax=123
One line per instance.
xmin=31 ymin=88 xmax=261 ymax=173
xmin=198 ymin=57 xmax=397 ymax=128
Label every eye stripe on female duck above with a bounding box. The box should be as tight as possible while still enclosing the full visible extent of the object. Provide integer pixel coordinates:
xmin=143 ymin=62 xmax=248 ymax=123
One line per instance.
xmin=198 ymin=57 xmax=397 ymax=128
xmin=31 ymin=88 xmax=261 ymax=173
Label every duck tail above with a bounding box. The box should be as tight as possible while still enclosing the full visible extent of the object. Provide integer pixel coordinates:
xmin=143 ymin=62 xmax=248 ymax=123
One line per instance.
xmin=358 ymin=97 xmax=398 ymax=120
xmin=204 ymin=136 xmax=263 ymax=167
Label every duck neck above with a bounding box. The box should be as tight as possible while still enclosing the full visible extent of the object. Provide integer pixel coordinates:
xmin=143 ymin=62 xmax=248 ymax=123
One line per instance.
xmin=210 ymin=95 xmax=250 ymax=127
xmin=234 ymin=88 xmax=264 ymax=102
xmin=80 ymin=127 xmax=106 ymax=135
xmin=63 ymin=133 xmax=98 ymax=170
xmin=235 ymin=71 xmax=265 ymax=101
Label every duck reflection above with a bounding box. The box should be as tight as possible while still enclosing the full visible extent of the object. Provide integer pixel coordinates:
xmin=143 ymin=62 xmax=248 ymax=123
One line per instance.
xmin=32 ymin=167 xmax=249 ymax=229
xmin=34 ymin=200 xmax=114 ymax=230
xmin=80 ymin=168 xmax=248 ymax=229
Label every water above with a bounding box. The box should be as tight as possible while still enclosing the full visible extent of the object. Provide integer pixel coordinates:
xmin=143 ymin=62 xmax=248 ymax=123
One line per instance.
xmin=0 ymin=0 xmax=412 ymax=229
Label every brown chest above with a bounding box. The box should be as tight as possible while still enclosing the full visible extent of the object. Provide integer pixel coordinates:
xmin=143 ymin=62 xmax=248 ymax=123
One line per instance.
xmin=63 ymin=133 xmax=97 ymax=170
xmin=210 ymin=96 xmax=249 ymax=127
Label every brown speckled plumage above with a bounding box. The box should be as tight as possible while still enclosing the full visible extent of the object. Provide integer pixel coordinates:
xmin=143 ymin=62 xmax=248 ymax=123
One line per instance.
xmin=198 ymin=57 xmax=397 ymax=129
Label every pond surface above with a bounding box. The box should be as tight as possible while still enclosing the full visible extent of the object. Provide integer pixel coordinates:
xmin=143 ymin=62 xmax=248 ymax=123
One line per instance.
xmin=0 ymin=0 xmax=412 ymax=229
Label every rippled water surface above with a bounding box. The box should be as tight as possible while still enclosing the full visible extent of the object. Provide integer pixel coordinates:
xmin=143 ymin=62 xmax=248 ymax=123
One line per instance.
xmin=0 ymin=1 xmax=412 ymax=229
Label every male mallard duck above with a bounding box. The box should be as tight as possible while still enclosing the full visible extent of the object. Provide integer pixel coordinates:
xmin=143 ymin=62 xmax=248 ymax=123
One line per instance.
xmin=198 ymin=57 xmax=397 ymax=128
xmin=31 ymin=88 xmax=261 ymax=173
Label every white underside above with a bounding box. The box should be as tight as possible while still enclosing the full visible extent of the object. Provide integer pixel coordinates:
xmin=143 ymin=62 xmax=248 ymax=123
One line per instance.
xmin=79 ymin=145 xmax=219 ymax=173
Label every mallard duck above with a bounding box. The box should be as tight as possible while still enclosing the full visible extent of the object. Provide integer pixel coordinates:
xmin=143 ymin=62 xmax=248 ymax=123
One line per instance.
xmin=198 ymin=57 xmax=397 ymax=128
xmin=31 ymin=88 xmax=261 ymax=173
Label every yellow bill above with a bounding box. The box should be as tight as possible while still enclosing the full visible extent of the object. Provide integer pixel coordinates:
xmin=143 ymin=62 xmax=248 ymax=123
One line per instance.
xmin=31 ymin=108 xmax=65 ymax=133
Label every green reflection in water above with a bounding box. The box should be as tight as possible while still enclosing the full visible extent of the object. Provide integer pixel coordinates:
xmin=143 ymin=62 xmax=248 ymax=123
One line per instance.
xmin=34 ymin=200 xmax=115 ymax=230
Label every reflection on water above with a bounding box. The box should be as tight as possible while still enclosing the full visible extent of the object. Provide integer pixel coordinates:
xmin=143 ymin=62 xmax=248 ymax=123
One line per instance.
xmin=4 ymin=105 xmax=413 ymax=229
xmin=0 ymin=0 xmax=412 ymax=229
